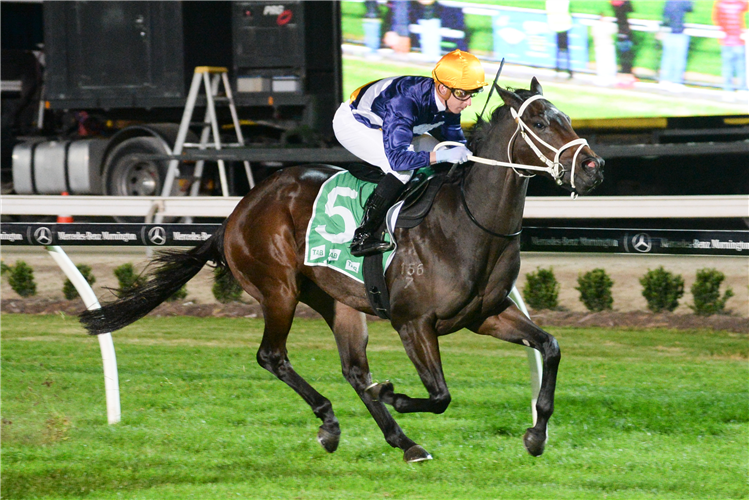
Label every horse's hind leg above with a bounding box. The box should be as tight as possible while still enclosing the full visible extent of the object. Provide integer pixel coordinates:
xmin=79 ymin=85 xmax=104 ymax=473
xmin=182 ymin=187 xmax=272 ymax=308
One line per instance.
xmin=255 ymin=294 xmax=341 ymax=453
xmin=471 ymin=299 xmax=560 ymax=457
xmin=304 ymin=288 xmax=428 ymax=462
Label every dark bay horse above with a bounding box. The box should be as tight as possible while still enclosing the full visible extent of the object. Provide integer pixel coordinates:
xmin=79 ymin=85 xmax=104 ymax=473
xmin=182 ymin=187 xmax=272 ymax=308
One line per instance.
xmin=81 ymin=78 xmax=604 ymax=462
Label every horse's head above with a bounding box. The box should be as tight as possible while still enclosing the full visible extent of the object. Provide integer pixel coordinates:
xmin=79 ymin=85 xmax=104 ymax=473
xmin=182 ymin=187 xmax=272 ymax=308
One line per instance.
xmin=493 ymin=77 xmax=604 ymax=196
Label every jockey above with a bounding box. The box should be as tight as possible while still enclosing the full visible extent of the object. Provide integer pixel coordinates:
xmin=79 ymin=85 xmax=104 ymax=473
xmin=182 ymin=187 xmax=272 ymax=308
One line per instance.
xmin=333 ymin=49 xmax=488 ymax=257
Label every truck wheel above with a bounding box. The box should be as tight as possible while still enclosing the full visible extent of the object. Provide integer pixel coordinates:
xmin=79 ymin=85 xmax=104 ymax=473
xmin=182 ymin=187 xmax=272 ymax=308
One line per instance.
xmin=105 ymin=136 xmax=178 ymax=197
xmin=103 ymin=136 xmax=183 ymax=222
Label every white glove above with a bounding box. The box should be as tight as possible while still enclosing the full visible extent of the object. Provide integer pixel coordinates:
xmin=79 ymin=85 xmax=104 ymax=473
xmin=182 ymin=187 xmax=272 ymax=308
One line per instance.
xmin=435 ymin=145 xmax=471 ymax=164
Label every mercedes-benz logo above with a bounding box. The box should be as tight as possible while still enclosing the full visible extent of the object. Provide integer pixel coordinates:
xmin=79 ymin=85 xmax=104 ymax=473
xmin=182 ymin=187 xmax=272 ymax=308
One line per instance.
xmin=33 ymin=227 xmax=53 ymax=245
xmin=148 ymin=226 xmax=166 ymax=246
xmin=631 ymin=233 xmax=652 ymax=253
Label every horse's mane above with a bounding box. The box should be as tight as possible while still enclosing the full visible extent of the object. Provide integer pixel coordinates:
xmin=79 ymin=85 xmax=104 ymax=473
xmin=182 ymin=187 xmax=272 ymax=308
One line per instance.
xmin=467 ymin=87 xmax=538 ymax=153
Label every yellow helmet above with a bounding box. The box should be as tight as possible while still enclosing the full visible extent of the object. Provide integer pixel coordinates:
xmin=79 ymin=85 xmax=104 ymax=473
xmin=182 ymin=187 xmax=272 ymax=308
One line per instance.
xmin=432 ymin=50 xmax=488 ymax=91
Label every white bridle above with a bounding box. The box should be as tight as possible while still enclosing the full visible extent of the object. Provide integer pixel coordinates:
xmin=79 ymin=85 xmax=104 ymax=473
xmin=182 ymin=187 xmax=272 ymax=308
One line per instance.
xmin=435 ymin=94 xmax=590 ymax=195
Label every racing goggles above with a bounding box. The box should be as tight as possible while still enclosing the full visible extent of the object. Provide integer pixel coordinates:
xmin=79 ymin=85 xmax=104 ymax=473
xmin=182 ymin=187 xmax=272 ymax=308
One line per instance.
xmin=450 ymin=87 xmax=483 ymax=101
xmin=436 ymin=76 xmax=483 ymax=101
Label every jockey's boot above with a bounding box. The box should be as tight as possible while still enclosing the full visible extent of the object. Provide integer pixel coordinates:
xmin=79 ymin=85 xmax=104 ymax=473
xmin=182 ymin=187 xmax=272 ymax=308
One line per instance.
xmin=350 ymin=174 xmax=406 ymax=257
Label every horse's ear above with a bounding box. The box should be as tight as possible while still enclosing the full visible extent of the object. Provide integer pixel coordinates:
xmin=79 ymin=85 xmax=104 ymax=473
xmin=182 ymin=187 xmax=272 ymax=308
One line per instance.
xmin=495 ymin=83 xmax=522 ymax=109
xmin=530 ymin=77 xmax=543 ymax=96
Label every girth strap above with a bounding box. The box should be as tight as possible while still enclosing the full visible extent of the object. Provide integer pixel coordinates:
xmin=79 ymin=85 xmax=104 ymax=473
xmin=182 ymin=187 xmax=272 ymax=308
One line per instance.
xmin=363 ymin=250 xmax=391 ymax=319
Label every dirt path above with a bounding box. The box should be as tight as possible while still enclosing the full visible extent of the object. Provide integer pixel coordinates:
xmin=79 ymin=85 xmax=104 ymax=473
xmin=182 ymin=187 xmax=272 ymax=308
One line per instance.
xmin=2 ymin=247 xmax=747 ymax=332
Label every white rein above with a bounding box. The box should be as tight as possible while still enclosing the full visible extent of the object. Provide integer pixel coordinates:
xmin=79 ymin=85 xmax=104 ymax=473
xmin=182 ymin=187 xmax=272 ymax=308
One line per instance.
xmin=435 ymin=94 xmax=589 ymax=196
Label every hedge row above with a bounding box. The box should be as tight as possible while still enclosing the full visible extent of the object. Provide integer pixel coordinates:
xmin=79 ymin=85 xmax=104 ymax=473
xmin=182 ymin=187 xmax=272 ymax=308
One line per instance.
xmin=1 ymin=261 xmax=242 ymax=305
xmin=522 ymin=266 xmax=734 ymax=316
xmin=2 ymin=260 xmax=736 ymax=317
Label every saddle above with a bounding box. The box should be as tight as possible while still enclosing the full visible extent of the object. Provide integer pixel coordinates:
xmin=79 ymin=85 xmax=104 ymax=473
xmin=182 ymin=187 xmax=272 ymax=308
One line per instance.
xmin=343 ymin=163 xmax=456 ymax=320
xmin=344 ymin=163 xmax=452 ymax=228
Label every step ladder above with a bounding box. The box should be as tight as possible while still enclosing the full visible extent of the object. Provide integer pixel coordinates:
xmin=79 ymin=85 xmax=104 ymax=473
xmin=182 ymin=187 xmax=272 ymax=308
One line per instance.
xmin=160 ymin=66 xmax=255 ymax=199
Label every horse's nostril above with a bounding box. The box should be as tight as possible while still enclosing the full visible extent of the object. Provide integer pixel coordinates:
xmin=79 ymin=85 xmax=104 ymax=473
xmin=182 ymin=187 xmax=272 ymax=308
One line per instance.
xmin=584 ymin=159 xmax=597 ymax=169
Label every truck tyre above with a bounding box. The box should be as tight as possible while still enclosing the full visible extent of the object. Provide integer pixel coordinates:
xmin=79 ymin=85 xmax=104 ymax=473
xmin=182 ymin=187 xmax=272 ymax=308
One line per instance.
xmin=103 ymin=136 xmax=183 ymax=222
xmin=104 ymin=136 xmax=178 ymax=197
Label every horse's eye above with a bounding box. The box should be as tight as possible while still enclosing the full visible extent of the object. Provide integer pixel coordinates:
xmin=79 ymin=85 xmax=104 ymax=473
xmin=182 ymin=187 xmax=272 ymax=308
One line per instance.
xmin=533 ymin=121 xmax=546 ymax=130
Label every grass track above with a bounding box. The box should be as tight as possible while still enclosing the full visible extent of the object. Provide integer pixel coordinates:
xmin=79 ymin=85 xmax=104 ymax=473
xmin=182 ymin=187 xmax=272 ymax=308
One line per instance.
xmin=2 ymin=314 xmax=747 ymax=499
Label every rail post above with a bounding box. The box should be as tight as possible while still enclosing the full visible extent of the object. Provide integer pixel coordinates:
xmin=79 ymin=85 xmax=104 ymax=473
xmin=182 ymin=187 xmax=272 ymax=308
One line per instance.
xmin=45 ymin=245 xmax=121 ymax=424
xmin=508 ymin=285 xmax=543 ymax=427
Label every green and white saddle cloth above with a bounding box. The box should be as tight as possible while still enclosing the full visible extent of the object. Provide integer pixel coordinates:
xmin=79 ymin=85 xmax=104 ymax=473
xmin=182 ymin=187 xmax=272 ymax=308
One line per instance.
xmin=304 ymin=170 xmax=401 ymax=283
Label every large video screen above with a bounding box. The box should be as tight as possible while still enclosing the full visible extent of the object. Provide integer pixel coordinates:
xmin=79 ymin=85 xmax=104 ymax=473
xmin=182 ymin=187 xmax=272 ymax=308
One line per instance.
xmin=341 ymin=0 xmax=747 ymax=122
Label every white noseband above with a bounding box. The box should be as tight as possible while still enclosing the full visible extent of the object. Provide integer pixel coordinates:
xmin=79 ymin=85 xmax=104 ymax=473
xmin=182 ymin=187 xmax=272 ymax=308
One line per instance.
xmin=434 ymin=94 xmax=591 ymax=199
xmin=509 ymin=94 xmax=589 ymax=192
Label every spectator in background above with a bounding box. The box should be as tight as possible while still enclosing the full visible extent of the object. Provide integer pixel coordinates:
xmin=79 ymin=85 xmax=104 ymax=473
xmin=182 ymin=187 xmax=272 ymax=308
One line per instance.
xmin=362 ymin=0 xmax=382 ymax=57
xmin=592 ymin=12 xmax=618 ymax=86
xmin=438 ymin=3 xmax=469 ymax=51
xmin=713 ymin=0 xmax=749 ymax=96
xmin=611 ymin=0 xmax=637 ymax=87
xmin=546 ymin=0 xmax=573 ymax=78
xmin=414 ymin=0 xmax=442 ymax=62
xmin=383 ymin=0 xmax=411 ymax=54
xmin=409 ymin=1 xmax=469 ymax=53
xmin=659 ymin=0 xmax=694 ymax=91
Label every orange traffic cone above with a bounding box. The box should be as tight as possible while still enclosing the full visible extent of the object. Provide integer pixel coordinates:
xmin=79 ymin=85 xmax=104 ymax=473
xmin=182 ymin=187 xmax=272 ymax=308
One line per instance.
xmin=57 ymin=192 xmax=74 ymax=223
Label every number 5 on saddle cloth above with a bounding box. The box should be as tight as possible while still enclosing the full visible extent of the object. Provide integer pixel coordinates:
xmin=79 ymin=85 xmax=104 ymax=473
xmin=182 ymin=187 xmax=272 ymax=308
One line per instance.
xmin=304 ymin=165 xmax=447 ymax=319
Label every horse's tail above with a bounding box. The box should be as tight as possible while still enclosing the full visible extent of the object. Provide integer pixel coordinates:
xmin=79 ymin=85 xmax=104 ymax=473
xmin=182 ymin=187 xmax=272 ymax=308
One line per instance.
xmin=79 ymin=224 xmax=228 ymax=335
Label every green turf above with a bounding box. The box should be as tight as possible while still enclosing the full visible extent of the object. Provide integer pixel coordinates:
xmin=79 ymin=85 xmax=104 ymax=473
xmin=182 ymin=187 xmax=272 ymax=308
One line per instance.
xmin=2 ymin=314 xmax=747 ymax=499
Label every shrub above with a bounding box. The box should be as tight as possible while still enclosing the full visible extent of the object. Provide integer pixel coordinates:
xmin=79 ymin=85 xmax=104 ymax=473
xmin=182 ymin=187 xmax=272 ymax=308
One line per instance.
xmin=689 ymin=268 xmax=734 ymax=316
xmin=522 ymin=267 xmax=560 ymax=310
xmin=62 ymin=264 xmax=96 ymax=300
xmin=114 ymin=263 xmax=146 ymax=295
xmin=166 ymin=285 xmax=188 ymax=302
xmin=212 ymin=267 xmax=243 ymax=303
xmin=575 ymin=268 xmax=614 ymax=312
xmin=639 ymin=266 xmax=684 ymax=313
xmin=6 ymin=260 xmax=37 ymax=297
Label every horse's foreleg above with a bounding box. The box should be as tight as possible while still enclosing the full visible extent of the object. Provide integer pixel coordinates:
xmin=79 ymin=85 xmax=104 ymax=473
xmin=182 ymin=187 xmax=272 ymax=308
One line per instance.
xmin=320 ymin=300 xmax=430 ymax=462
xmin=372 ymin=319 xmax=452 ymax=416
xmin=471 ymin=299 xmax=560 ymax=457
xmin=255 ymin=294 xmax=341 ymax=453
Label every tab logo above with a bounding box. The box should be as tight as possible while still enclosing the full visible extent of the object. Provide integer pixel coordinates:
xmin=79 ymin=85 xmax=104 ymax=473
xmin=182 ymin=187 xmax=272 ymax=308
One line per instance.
xmin=310 ymin=244 xmax=326 ymax=259
xmin=345 ymin=260 xmax=360 ymax=273
xmin=328 ymin=249 xmax=341 ymax=262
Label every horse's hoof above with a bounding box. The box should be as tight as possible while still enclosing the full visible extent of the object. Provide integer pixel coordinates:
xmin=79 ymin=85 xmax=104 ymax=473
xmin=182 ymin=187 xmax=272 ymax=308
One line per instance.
xmin=404 ymin=445 xmax=433 ymax=463
xmin=365 ymin=380 xmax=393 ymax=402
xmin=523 ymin=427 xmax=547 ymax=457
xmin=317 ymin=427 xmax=340 ymax=453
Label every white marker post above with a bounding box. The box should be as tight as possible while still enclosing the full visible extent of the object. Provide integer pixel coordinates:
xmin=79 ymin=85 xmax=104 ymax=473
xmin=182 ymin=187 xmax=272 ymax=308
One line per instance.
xmin=46 ymin=246 xmax=121 ymax=424
xmin=508 ymin=286 xmax=543 ymax=427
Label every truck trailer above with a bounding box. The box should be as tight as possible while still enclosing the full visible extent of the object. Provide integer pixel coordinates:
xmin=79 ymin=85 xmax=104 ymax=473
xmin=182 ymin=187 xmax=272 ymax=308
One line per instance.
xmin=2 ymin=0 xmax=347 ymax=200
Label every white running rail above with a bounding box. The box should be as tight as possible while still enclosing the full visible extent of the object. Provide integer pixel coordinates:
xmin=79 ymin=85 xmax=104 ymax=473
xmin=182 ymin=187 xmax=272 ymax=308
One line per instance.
xmin=3 ymin=195 xmax=747 ymax=219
